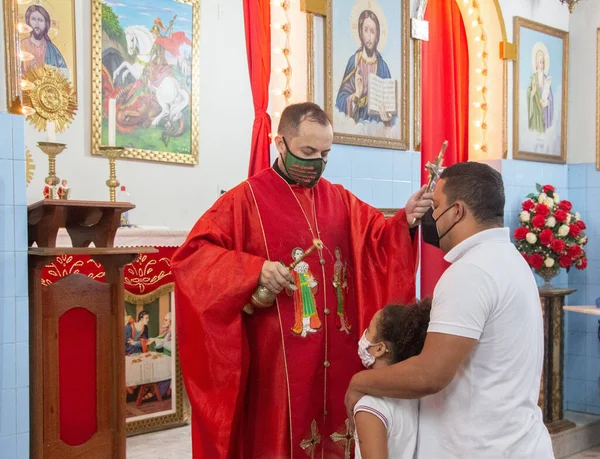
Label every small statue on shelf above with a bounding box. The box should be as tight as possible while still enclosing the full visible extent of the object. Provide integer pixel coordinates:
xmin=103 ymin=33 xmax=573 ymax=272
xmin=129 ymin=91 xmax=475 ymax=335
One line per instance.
xmin=43 ymin=177 xmax=57 ymax=199
xmin=58 ymin=179 xmax=70 ymax=200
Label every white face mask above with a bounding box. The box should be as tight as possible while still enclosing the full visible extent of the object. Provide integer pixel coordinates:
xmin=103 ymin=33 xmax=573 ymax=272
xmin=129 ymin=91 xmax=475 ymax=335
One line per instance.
xmin=358 ymin=330 xmax=377 ymax=368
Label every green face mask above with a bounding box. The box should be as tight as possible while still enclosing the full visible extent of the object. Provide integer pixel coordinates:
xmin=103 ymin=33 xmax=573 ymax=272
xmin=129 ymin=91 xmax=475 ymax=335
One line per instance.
xmin=282 ymin=138 xmax=326 ymax=188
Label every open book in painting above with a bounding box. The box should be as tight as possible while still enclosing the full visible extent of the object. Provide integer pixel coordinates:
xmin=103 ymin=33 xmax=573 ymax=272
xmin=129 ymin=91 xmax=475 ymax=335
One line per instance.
xmin=368 ymin=73 xmax=398 ymax=116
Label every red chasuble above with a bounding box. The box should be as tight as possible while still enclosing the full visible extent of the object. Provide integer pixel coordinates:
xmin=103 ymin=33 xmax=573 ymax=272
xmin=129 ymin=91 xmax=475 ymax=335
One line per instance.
xmin=172 ymin=168 xmax=417 ymax=458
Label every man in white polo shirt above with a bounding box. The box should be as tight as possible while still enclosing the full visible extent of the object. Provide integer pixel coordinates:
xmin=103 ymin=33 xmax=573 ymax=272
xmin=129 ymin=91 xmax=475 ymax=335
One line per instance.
xmin=345 ymin=162 xmax=553 ymax=458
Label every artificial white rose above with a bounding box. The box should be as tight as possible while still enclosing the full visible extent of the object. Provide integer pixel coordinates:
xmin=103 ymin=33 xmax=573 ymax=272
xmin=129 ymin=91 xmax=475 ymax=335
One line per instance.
xmin=526 ymin=233 xmax=537 ymax=244
xmin=520 ymin=211 xmax=531 ymax=222
xmin=545 ymin=197 xmax=555 ymax=208
xmin=538 ymin=193 xmax=547 ymax=203
xmin=558 ymin=225 xmax=570 ymax=237
xmin=567 ymin=214 xmax=572 ymax=224
xmin=575 ymin=212 xmax=581 ymax=220
xmin=554 ymin=193 xmax=560 ymax=203
xmin=580 ymin=236 xmax=588 ymax=245
xmin=546 ymin=216 xmax=557 ymax=228
xmin=544 ymin=257 xmax=555 ymax=268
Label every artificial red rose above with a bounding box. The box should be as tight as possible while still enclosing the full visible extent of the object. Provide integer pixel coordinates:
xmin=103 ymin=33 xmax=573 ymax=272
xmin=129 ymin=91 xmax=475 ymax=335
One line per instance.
xmin=576 ymin=257 xmax=588 ymax=270
xmin=528 ymin=253 xmax=544 ymax=269
xmin=551 ymin=239 xmax=566 ymax=253
xmin=542 ymin=185 xmax=555 ymax=193
xmin=535 ymin=203 xmax=550 ymax=217
xmin=558 ymin=200 xmax=572 ymax=212
xmin=514 ymin=227 xmax=528 ymax=240
xmin=568 ymin=245 xmax=583 ymax=259
xmin=539 ymin=229 xmax=554 ymax=246
xmin=569 ymin=224 xmax=582 ymax=238
xmin=559 ymin=255 xmax=573 ymax=268
xmin=532 ymin=215 xmax=546 ymax=229
xmin=522 ymin=200 xmax=535 ymax=211
xmin=554 ymin=209 xmax=568 ymax=223
xmin=577 ymin=220 xmax=586 ymax=230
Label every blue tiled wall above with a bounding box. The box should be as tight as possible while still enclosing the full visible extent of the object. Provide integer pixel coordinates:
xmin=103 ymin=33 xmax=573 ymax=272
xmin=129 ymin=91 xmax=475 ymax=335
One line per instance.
xmin=501 ymin=159 xmax=600 ymax=416
xmin=0 ymin=114 xmax=29 ymax=458
xmin=324 ymin=145 xmax=421 ymax=208
xmin=324 ymin=145 xmax=422 ymax=296
xmin=564 ymin=163 xmax=600 ymax=415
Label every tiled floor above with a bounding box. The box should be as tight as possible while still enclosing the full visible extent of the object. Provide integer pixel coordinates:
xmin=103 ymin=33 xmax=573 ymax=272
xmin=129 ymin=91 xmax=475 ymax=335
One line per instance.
xmin=127 ymin=424 xmax=600 ymax=458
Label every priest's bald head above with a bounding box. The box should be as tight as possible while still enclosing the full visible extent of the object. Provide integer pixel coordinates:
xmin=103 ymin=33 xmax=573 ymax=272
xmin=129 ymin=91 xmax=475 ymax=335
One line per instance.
xmin=275 ymin=103 xmax=333 ymax=186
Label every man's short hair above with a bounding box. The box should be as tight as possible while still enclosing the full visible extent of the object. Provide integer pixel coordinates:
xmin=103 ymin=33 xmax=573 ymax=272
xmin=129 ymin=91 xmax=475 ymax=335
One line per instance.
xmin=439 ymin=162 xmax=505 ymax=225
xmin=277 ymin=102 xmax=331 ymax=138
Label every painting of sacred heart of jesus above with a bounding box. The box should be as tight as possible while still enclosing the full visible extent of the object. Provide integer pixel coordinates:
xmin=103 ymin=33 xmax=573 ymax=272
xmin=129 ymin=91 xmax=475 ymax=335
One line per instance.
xmin=91 ymin=0 xmax=199 ymax=165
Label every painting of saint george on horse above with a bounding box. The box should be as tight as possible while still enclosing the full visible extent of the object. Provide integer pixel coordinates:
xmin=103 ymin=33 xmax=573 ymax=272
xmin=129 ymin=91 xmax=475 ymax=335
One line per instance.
xmin=93 ymin=0 xmax=198 ymax=164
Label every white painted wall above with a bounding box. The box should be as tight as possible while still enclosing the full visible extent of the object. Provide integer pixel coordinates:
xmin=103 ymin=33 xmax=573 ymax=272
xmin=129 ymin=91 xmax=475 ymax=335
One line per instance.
xmin=23 ymin=0 xmax=253 ymax=230
xmin=566 ymin=0 xmax=600 ymax=164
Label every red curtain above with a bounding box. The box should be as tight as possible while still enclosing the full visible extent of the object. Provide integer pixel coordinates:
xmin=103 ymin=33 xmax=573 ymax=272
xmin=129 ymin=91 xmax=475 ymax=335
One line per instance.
xmin=244 ymin=0 xmax=272 ymax=178
xmin=420 ymin=0 xmax=469 ymax=298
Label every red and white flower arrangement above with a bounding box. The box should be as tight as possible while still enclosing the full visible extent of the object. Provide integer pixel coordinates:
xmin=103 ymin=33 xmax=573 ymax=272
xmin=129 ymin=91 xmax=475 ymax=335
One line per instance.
xmin=514 ymin=184 xmax=588 ymax=282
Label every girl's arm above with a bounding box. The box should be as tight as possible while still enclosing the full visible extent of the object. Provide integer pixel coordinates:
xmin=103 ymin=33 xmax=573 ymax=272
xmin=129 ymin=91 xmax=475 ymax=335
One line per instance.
xmin=355 ymin=411 xmax=388 ymax=459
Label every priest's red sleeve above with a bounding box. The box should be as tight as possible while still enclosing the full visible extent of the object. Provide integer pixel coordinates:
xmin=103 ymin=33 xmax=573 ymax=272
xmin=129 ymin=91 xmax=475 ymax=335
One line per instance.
xmin=171 ymin=186 xmax=265 ymax=458
xmin=336 ymin=186 xmax=418 ymax=333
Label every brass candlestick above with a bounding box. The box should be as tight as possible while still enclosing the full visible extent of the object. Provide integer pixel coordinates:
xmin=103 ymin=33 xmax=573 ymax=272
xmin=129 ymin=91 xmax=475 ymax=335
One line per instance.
xmin=243 ymin=239 xmax=324 ymax=315
xmin=99 ymin=146 xmax=125 ymax=202
xmin=37 ymin=141 xmax=66 ymax=187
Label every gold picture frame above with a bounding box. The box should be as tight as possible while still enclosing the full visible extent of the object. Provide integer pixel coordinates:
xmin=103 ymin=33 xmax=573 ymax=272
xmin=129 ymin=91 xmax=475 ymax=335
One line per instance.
xmin=4 ymin=0 xmax=78 ymax=113
xmin=513 ymin=17 xmax=568 ymax=164
xmin=306 ymin=0 xmax=410 ymax=150
xmin=596 ymin=28 xmax=600 ymax=171
xmin=91 ymin=0 xmax=199 ymax=165
xmin=124 ymin=291 xmax=189 ymax=436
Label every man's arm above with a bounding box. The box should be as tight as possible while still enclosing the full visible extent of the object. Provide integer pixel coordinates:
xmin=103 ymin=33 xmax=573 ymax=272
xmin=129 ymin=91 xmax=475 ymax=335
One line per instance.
xmin=346 ymin=332 xmax=477 ymax=417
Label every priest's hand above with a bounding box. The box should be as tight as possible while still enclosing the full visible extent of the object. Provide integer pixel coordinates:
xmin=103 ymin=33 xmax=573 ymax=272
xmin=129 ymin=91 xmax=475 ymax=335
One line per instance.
xmin=259 ymin=261 xmax=294 ymax=295
xmin=405 ymin=185 xmax=434 ymax=228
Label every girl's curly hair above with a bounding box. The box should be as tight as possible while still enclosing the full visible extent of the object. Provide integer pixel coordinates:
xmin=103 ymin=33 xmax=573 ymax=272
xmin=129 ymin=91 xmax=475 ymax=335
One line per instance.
xmin=375 ymin=298 xmax=432 ymax=364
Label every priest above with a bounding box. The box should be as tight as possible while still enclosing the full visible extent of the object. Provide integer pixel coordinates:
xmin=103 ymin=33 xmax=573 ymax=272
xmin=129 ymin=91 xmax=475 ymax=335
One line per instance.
xmin=172 ymin=102 xmax=432 ymax=458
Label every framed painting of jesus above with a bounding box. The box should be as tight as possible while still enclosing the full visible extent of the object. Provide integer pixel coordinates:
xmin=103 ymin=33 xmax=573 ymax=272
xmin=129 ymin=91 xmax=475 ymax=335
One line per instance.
xmin=325 ymin=0 xmax=410 ymax=150
xmin=91 ymin=0 xmax=199 ymax=164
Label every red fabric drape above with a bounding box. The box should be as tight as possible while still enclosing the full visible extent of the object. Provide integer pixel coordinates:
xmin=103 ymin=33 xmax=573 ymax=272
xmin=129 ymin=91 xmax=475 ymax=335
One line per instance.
xmin=421 ymin=0 xmax=469 ymax=297
xmin=244 ymin=0 xmax=272 ymax=178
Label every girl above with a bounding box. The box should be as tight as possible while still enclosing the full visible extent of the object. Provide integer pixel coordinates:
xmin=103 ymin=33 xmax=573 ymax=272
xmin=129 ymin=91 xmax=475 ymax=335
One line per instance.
xmin=355 ymin=298 xmax=432 ymax=459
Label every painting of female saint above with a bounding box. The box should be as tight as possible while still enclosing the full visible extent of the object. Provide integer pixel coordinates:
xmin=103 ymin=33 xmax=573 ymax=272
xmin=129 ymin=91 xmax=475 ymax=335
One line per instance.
xmin=327 ymin=0 xmax=409 ymax=149
xmin=514 ymin=18 xmax=568 ymax=163
xmin=91 ymin=0 xmax=199 ymax=165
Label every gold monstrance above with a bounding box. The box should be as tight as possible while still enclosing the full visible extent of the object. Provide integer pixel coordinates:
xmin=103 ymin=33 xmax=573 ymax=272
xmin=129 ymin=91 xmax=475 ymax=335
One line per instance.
xmin=243 ymin=239 xmax=324 ymax=315
xmin=412 ymin=140 xmax=448 ymax=225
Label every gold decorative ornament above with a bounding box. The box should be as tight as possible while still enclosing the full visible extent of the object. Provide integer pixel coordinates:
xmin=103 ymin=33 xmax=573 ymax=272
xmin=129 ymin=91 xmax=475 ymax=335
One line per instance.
xmin=99 ymin=146 xmax=125 ymax=202
xmin=37 ymin=141 xmax=67 ymax=187
xmin=21 ymin=65 xmax=77 ymax=132
xmin=26 ymin=148 xmax=35 ymax=186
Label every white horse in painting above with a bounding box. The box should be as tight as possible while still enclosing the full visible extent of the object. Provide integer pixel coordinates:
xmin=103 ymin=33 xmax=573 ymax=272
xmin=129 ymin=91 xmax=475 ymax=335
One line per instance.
xmin=113 ymin=25 xmax=189 ymax=127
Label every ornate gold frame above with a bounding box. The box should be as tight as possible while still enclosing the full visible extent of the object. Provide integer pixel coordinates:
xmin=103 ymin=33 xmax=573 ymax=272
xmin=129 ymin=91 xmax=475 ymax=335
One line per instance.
xmin=125 ymin=289 xmax=189 ymax=436
xmin=597 ymin=28 xmax=600 ymax=171
xmin=513 ymin=17 xmax=568 ymax=164
xmin=4 ymin=0 xmax=78 ymax=113
xmin=307 ymin=0 xmax=410 ymax=150
xmin=91 ymin=0 xmax=199 ymax=165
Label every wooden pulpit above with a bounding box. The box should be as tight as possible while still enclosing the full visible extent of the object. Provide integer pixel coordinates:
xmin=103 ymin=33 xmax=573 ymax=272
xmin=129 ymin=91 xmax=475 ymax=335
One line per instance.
xmin=28 ymin=200 xmax=157 ymax=459
xmin=538 ymin=287 xmax=576 ymax=434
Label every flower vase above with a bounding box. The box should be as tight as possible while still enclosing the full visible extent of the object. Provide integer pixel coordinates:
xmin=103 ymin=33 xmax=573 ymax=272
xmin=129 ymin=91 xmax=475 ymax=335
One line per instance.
xmin=535 ymin=266 xmax=559 ymax=289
